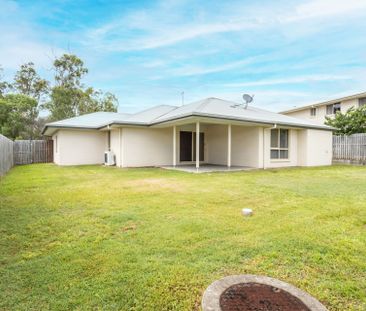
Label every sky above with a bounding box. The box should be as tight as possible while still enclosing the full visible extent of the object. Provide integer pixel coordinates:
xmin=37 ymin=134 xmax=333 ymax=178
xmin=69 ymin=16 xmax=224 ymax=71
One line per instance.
xmin=0 ymin=0 xmax=366 ymax=113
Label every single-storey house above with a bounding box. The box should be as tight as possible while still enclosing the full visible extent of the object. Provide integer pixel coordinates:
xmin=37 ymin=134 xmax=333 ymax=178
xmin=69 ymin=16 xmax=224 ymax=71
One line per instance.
xmin=42 ymin=97 xmax=334 ymax=170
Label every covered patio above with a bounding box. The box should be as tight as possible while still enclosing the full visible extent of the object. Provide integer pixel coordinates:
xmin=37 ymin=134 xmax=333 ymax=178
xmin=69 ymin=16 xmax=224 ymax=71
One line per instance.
xmin=165 ymin=118 xmax=264 ymax=170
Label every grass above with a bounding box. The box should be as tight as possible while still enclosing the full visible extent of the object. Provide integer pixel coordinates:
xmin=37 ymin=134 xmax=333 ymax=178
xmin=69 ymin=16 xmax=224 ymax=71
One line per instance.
xmin=0 ymin=164 xmax=365 ymax=310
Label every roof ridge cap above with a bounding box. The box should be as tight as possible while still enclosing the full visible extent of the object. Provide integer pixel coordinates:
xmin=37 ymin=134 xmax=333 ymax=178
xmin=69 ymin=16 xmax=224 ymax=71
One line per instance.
xmin=150 ymin=105 xmax=179 ymax=122
xmin=195 ymin=98 xmax=211 ymax=112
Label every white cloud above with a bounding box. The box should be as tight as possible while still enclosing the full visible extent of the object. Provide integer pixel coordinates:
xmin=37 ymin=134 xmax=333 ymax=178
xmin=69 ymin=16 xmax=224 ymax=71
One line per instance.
xmin=83 ymin=0 xmax=366 ymax=53
xmin=286 ymin=0 xmax=366 ymax=22
xmin=87 ymin=20 xmax=258 ymax=52
xmin=0 ymin=1 xmax=65 ymax=71
xmin=166 ymin=57 xmax=261 ymax=77
xmin=0 ymin=36 xmax=63 ymax=70
xmin=224 ymin=74 xmax=352 ymax=87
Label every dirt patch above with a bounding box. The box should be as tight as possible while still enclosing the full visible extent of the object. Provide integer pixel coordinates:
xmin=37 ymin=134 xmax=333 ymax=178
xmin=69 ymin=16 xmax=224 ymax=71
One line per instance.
xmin=122 ymin=224 xmax=137 ymax=232
xmin=219 ymin=283 xmax=311 ymax=311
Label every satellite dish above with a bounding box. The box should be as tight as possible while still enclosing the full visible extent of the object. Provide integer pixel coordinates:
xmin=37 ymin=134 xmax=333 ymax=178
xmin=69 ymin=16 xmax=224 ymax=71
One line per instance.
xmin=242 ymin=94 xmax=254 ymax=108
xmin=231 ymin=93 xmax=255 ymax=109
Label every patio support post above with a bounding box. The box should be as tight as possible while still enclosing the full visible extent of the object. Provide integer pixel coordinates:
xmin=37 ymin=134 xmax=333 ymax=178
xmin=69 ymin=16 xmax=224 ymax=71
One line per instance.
xmin=196 ymin=121 xmax=200 ymax=169
xmin=227 ymin=124 xmax=231 ymax=167
xmin=173 ymin=125 xmax=176 ymax=167
xmin=119 ymin=128 xmax=123 ymax=167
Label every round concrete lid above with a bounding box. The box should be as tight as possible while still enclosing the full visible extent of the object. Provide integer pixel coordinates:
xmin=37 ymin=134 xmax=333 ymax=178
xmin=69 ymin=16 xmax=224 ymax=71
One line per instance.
xmin=202 ymin=274 xmax=328 ymax=311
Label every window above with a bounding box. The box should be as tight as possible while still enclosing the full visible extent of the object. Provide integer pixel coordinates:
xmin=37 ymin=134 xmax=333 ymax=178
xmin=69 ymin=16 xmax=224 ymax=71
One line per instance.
xmin=359 ymin=97 xmax=366 ymax=107
xmin=310 ymin=107 xmax=316 ymax=116
xmin=326 ymin=103 xmax=341 ymax=115
xmin=270 ymin=129 xmax=289 ymax=159
xmin=333 ymin=102 xmax=341 ymax=113
xmin=326 ymin=104 xmax=333 ymax=115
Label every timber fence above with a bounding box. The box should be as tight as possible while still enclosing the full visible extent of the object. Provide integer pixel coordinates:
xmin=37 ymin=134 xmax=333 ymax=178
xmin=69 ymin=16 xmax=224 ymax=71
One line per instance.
xmin=333 ymin=133 xmax=366 ymax=165
xmin=13 ymin=140 xmax=53 ymax=165
xmin=0 ymin=136 xmax=53 ymax=176
xmin=0 ymin=134 xmax=14 ymax=176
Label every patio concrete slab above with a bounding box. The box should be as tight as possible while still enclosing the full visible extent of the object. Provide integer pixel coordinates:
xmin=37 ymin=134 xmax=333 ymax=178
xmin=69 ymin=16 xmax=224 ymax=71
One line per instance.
xmin=161 ymin=164 xmax=254 ymax=173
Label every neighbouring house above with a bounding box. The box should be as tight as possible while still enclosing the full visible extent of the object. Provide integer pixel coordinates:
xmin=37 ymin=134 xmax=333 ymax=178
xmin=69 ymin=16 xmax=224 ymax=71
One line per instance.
xmin=42 ymin=97 xmax=334 ymax=169
xmin=280 ymin=91 xmax=366 ymax=125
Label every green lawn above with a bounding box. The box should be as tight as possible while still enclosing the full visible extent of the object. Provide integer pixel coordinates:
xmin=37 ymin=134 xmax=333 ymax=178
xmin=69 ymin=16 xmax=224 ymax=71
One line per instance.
xmin=0 ymin=164 xmax=365 ymax=310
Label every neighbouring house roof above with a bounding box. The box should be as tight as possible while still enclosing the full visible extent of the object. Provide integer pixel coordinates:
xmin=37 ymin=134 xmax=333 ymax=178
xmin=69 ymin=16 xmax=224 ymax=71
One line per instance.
xmin=280 ymin=91 xmax=366 ymax=114
xmin=43 ymin=97 xmax=334 ymax=136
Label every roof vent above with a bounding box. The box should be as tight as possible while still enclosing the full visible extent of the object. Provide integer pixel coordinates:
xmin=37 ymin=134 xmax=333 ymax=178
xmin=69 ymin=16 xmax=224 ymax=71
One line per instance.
xmin=232 ymin=94 xmax=254 ymax=109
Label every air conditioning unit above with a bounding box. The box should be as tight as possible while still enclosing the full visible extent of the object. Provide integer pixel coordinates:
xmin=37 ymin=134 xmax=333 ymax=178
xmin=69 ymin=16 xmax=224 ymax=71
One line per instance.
xmin=104 ymin=151 xmax=115 ymax=166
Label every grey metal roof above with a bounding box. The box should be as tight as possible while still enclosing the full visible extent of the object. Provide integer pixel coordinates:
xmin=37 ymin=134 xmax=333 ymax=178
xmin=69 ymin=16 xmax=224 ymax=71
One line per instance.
xmin=151 ymin=97 xmax=332 ymax=129
xmin=45 ymin=111 xmax=131 ymax=128
xmin=123 ymin=105 xmax=176 ymax=123
xmin=43 ymin=97 xmax=333 ymax=135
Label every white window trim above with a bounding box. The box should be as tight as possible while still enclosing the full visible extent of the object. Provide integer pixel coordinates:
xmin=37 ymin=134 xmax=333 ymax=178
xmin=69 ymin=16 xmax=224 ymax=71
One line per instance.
xmin=270 ymin=129 xmax=289 ymax=160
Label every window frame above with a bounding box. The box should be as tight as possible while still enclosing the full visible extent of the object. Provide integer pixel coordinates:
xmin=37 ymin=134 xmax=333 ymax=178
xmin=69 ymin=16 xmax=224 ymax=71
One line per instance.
xmin=326 ymin=104 xmax=333 ymax=115
xmin=310 ymin=107 xmax=316 ymax=117
xmin=359 ymin=97 xmax=366 ymax=107
xmin=333 ymin=102 xmax=341 ymax=114
xmin=326 ymin=103 xmax=341 ymax=115
xmin=270 ymin=129 xmax=289 ymax=160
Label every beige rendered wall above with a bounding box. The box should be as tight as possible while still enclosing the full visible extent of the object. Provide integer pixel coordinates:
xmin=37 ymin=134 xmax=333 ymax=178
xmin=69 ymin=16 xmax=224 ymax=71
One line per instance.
xmin=286 ymin=106 xmax=327 ymax=125
xmin=231 ymin=126 xmax=261 ymax=167
xmin=53 ymin=129 xmax=107 ymax=165
xmin=297 ymin=130 xmax=308 ymax=167
xmin=284 ymin=98 xmax=360 ymax=124
xmin=297 ymin=129 xmax=332 ymax=166
xmin=122 ymin=127 xmax=173 ymax=167
xmin=110 ymin=129 xmax=122 ymax=167
xmin=307 ymin=130 xmax=332 ymax=165
xmin=206 ymin=124 xmax=227 ymax=165
xmin=52 ymin=131 xmax=61 ymax=164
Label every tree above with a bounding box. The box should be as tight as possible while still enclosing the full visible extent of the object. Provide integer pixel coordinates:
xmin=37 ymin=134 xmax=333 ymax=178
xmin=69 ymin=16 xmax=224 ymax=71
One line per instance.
xmin=99 ymin=92 xmax=119 ymax=112
xmin=78 ymin=88 xmax=118 ymax=115
xmin=12 ymin=62 xmax=49 ymax=138
xmin=325 ymin=105 xmax=366 ymax=135
xmin=0 ymin=65 xmax=11 ymax=97
xmin=13 ymin=62 xmax=49 ymax=101
xmin=53 ymin=54 xmax=88 ymax=88
xmin=46 ymin=54 xmax=118 ymax=121
xmin=46 ymin=86 xmax=84 ymax=120
xmin=0 ymin=94 xmax=38 ymax=140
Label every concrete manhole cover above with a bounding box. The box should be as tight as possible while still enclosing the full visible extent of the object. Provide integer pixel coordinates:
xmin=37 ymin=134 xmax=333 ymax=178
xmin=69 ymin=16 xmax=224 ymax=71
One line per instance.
xmin=202 ymin=275 xmax=328 ymax=311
